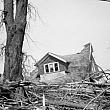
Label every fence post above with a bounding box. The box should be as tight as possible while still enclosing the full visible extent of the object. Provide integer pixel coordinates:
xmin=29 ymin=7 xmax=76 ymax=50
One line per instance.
xmin=42 ymin=93 xmax=45 ymax=110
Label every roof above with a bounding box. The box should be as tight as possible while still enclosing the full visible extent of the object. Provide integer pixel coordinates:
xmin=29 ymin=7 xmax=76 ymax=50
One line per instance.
xmin=35 ymin=52 xmax=67 ymax=66
xmin=35 ymin=43 xmax=93 ymax=66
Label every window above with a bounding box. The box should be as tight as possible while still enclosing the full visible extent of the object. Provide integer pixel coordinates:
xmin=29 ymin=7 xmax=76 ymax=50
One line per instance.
xmin=44 ymin=62 xmax=59 ymax=73
xmin=45 ymin=64 xmax=49 ymax=73
xmin=54 ymin=63 xmax=59 ymax=71
xmin=49 ymin=64 xmax=54 ymax=72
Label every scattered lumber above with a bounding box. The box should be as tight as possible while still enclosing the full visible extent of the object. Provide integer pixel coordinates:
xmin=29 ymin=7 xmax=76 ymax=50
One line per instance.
xmin=0 ymin=81 xmax=110 ymax=110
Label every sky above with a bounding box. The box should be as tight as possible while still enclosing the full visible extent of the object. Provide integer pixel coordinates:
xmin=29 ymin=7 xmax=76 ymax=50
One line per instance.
xmin=0 ymin=0 xmax=110 ymax=73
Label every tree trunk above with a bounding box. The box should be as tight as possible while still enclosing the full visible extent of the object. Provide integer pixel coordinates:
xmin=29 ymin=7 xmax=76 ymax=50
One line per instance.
xmin=3 ymin=0 xmax=28 ymax=81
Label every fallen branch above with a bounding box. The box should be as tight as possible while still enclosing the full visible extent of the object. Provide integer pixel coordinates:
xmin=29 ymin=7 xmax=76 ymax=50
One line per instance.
xmin=83 ymin=87 xmax=110 ymax=110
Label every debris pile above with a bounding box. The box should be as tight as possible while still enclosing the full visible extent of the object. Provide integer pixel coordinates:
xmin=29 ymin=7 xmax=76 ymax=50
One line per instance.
xmin=0 ymin=77 xmax=110 ymax=110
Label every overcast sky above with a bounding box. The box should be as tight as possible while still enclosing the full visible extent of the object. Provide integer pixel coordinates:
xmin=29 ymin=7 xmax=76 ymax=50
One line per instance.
xmin=0 ymin=0 xmax=110 ymax=73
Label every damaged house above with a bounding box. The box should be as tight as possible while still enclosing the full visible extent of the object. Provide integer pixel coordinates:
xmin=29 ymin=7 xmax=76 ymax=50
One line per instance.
xmin=35 ymin=43 xmax=99 ymax=84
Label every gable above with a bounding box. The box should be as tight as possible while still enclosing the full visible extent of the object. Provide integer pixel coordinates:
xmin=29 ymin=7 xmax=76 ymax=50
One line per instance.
xmin=35 ymin=52 xmax=67 ymax=66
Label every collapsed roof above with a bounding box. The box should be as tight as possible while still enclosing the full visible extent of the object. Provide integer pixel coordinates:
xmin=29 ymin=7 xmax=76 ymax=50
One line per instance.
xmin=36 ymin=43 xmax=94 ymax=67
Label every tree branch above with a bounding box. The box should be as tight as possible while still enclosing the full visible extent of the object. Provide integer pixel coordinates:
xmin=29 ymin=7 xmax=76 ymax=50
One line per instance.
xmin=15 ymin=0 xmax=28 ymax=26
xmin=83 ymin=87 xmax=110 ymax=110
xmin=4 ymin=0 xmax=14 ymax=27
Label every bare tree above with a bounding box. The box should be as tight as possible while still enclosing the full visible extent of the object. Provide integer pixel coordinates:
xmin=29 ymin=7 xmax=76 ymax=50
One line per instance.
xmin=2 ymin=0 xmax=28 ymax=82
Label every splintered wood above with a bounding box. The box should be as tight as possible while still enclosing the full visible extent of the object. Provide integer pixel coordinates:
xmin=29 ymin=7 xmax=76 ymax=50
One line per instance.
xmin=0 ymin=81 xmax=110 ymax=110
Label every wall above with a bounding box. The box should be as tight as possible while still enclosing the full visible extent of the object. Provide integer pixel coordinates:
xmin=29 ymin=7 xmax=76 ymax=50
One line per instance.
xmin=37 ymin=55 xmax=68 ymax=75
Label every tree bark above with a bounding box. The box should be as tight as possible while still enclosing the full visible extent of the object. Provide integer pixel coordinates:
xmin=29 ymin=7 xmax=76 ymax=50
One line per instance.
xmin=3 ymin=0 xmax=28 ymax=81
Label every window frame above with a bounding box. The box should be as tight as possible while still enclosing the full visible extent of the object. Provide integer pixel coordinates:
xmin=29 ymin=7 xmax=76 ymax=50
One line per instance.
xmin=44 ymin=64 xmax=49 ymax=73
xmin=44 ymin=62 xmax=60 ymax=73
